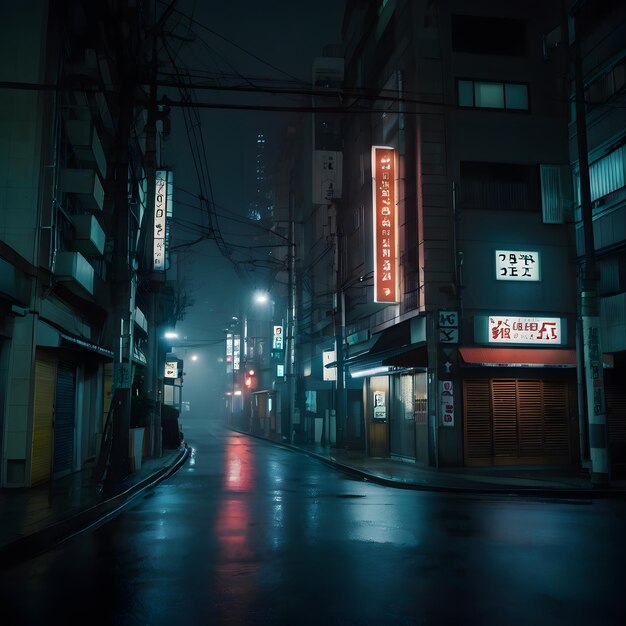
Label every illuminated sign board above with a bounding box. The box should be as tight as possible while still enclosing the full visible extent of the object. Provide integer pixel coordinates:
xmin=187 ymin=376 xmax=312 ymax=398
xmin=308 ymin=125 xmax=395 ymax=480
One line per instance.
xmin=488 ymin=316 xmax=562 ymax=344
xmin=164 ymin=360 xmax=179 ymax=379
xmin=272 ymin=325 xmax=284 ymax=350
xmin=372 ymin=146 xmax=398 ymax=303
xmin=153 ymin=170 xmax=173 ymax=271
xmin=495 ymin=250 xmax=540 ymax=281
xmin=233 ymin=335 xmax=241 ymax=371
xmin=323 ymin=349 xmax=336 ymax=381
xmin=226 ymin=333 xmax=233 ymax=373
xmin=226 ymin=333 xmax=233 ymax=360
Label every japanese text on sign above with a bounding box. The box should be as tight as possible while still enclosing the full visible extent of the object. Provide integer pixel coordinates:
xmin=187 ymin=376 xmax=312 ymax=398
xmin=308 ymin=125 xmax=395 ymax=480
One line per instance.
xmin=153 ymin=170 xmax=173 ymax=271
xmin=439 ymin=380 xmax=454 ymax=427
xmin=488 ymin=316 xmax=561 ymax=344
xmin=273 ymin=325 xmax=283 ymax=350
xmin=438 ymin=310 xmax=459 ymax=344
xmin=495 ymin=250 xmax=540 ymax=281
xmin=372 ymin=146 xmax=398 ymax=303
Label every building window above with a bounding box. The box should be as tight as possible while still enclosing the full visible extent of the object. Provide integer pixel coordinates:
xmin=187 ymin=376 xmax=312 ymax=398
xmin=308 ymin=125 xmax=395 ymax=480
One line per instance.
xmin=540 ymin=164 xmax=567 ymax=224
xmin=586 ymin=57 xmax=626 ymax=111
xmin=573 ymin=143 xmax=626 ymax=207
xmin=458 ymin=79 xmax=529 ymax=111
xmin=451 ymin=14 xmax=527 ymax=56
xmin=459 ymin=162 xmax=538 ymax=211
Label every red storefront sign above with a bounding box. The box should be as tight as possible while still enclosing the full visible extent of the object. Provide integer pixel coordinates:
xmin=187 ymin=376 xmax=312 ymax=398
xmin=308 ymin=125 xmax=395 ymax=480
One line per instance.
xmin=372 ymin=146 xmax=398 ymax=302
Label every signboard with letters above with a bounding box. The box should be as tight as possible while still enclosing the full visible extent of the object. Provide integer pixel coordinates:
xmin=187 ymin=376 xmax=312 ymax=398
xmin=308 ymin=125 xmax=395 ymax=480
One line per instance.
xmin=373 ymin=390 xmax=387 ymax=421
xmin=323 ymin=349 xmax=337 ymax=381
xmin=313 ymin=150 xmax=343 ymax=204
xmin=153 ymin=170 xmax=173 ymax=271
xmin=372 ymin=146 xmax=398 ymax=303
xmin=439 ymin=380 xmax=454 ymax=427
xmin=488 ymin=316 xmax=561 ymax=344
xmin=273 ymin=325 xmax=284 ymax=350
xmin=438 ymin=310 xmax=459 ymax=344
xmin=164 ymin=360 xmax=179 ymax=379
xmin=495 ymin=250 xmax=540 ymax=281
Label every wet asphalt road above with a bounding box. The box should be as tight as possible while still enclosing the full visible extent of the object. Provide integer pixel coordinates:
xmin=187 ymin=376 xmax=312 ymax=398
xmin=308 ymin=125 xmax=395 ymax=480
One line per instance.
xmin=1 ymin=415 xmax=626 ymax=626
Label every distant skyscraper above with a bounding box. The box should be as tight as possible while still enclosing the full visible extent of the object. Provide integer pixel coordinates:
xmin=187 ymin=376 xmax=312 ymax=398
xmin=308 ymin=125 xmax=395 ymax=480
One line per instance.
xmin=247 ymin=133 xmax=274 ymax=223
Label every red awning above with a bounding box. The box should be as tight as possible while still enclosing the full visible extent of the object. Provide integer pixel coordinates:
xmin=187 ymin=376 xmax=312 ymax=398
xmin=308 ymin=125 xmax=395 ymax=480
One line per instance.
xmin=459 ymin=347 xmax=614 ymax=368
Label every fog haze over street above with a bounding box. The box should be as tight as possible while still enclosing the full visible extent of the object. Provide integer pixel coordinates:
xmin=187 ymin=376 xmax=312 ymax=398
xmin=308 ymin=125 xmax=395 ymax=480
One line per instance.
xmin=161 ymin=0 xmax=345 ymax=411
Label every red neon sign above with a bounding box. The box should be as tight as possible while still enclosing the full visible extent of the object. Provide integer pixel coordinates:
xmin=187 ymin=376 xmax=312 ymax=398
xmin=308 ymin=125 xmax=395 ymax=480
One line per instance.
xmin=372 ymin=146 xmax=398 ymax=303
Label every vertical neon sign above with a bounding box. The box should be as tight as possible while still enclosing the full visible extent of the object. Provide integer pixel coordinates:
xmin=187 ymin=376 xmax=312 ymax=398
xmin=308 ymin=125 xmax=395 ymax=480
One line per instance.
xmin=372 ymin=146 xmax=398 ymax=303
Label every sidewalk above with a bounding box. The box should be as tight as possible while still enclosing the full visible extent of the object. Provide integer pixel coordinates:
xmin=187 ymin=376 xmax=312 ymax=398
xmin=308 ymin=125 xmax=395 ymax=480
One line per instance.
xmin=246 ymin=429 xmax=626 ymax=498
xmin=0 ymin=445 xmax=190 ymax=569
xmin=1 ymin=428 xmax=625 ymax=569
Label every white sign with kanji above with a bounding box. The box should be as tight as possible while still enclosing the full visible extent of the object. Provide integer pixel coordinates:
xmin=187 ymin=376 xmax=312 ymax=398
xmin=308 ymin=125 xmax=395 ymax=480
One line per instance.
xmin=495 ymin=250 xmax=540 ymax=281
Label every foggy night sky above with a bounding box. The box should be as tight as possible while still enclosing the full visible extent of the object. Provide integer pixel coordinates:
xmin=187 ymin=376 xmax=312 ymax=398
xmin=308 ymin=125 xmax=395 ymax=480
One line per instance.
xmin=162 ymin=1 xmax=345 ymax=410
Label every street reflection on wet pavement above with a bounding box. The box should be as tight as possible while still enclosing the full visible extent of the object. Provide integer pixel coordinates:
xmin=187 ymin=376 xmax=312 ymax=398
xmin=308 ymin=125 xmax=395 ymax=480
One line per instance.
xmin=1 ymin=415 xmax=625 ymax=625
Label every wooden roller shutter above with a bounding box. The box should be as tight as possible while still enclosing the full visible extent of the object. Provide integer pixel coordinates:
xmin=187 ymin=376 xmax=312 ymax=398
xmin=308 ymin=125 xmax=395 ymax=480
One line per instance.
xmin=518 ymin=380 xmax=544 ymax=456
xmin=464 ymin=379 xmax=492 ymax=463
xmin=465 ymin=378 xmax=571 ymax=466
xmin=542 ymin=381 xmax=570 ymax=457
xmin=492 ymin=380 xmax=518 ymax=458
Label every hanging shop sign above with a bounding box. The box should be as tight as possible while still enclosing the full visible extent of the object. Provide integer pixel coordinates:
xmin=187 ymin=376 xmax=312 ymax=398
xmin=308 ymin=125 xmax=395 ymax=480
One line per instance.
xmin=226 ymin=333 xmax=233 ymax=373
xmin=233 ymin=335 xmax=241 ymax=371
xmin=153 ymin=169 xmax=174 ymax=271
xmin=372 ymin=146 xmax=398 ymax=303
xmin=488 ymin=316 xmax=562 ymax=344
xmin=495 ymin=250 xmax=540 ymax=281
xmin=313 ymin=150 xmax=343 ymax=204
xmin=273 ymin=325 xmax=284 ymax=350
xmin=439 ymin=380 xmax=454 ymax=427
xmin=164 ymin=359 xmax=179 ymax=379
xmin=323 ymin=349 xmax=337 ymax=381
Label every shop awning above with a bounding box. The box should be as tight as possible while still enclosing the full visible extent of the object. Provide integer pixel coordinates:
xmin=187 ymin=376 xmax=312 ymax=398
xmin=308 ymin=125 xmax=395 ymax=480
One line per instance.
xmin=459 ymin=346 xmax=614 ymax=368
xmin=37 ymin=319 xmax=113 ymax=358
xmin=346 ymin=318 xmax=428 ymax=376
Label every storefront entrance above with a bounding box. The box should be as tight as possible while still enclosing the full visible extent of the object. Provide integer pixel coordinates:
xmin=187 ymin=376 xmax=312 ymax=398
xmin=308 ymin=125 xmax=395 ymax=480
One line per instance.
xmin=464 ymin=378 xmax=572 ymax=466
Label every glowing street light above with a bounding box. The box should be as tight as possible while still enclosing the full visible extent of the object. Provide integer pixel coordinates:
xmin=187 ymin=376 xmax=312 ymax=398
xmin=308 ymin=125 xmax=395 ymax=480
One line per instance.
xmin=254 ymin=291 xmax=270 ymax=305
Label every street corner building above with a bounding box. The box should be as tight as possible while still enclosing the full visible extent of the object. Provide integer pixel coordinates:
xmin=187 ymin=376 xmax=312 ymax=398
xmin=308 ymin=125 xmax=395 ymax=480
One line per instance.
xmin=232 ymin=0 xmax=626 ymax=480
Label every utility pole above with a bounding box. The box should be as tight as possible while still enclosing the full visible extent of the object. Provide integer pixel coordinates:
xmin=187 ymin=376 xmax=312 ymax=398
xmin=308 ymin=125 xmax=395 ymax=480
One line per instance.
xmin=143 ymin=27 xmax=163 ymax=458
xmin=571 ymin=5 xmax=609 ymax=486
xmin=105 ymin=8 xmax=136 ymax=485
xmin=334 ymin=228 xmax=347 ymax=449
xmin=286 ymin=173 xmax=296 ymax=443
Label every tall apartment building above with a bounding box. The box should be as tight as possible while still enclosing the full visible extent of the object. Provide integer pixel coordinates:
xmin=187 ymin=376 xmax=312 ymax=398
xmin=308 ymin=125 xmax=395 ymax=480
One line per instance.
xmin=331 ymin=0 xmax=613 ymax=471
xmin=0 ymin=1 xmax=174 ymax=487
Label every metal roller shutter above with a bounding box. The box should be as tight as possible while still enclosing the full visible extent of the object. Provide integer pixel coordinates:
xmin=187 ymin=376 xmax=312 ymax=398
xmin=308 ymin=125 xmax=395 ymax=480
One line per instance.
xmin=53 ymin=360 xmax=76 ymax=475
xmin=31 ymin=354 xmax=56 ymax=485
